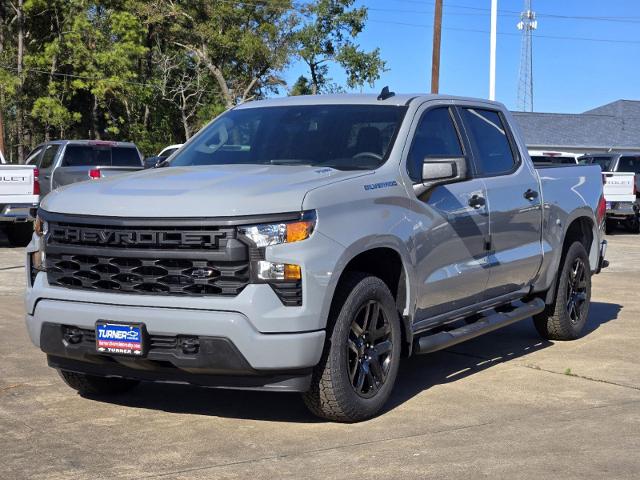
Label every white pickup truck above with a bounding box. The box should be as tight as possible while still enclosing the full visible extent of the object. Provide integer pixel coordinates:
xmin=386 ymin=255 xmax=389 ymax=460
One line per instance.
xmin=579 ymin=153 xmax=639 ymax=233
xmin=0 ymin=150 xmax=39 ymax=246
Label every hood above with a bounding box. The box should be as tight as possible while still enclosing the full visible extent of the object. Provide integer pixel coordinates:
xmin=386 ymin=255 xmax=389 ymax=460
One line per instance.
xmin=41 ymin=164 xmax=370 ymax=217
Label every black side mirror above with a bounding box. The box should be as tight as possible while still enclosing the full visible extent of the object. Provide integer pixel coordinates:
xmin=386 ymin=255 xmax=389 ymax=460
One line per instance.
xmin=414 ymin=156 xmax=468 ymax=195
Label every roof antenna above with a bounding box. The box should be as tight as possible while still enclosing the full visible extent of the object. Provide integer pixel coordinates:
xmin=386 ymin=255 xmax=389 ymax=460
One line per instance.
xmin=377 ymin=86 xmax=395 ymax=101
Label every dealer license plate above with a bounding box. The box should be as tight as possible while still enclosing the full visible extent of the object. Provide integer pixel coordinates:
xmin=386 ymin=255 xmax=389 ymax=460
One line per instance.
xmin=96 ymin=322 xmax=144 ymax=356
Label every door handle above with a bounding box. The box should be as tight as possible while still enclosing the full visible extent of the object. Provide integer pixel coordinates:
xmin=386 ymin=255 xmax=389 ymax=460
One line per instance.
xmin=524 ymin=189 xmax=539 ymax=201
xmin=468 ymin=194 xmax=486 ymax=209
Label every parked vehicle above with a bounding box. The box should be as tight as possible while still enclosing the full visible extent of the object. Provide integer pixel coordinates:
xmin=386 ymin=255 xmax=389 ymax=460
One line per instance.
xmin=26 ymin=93 xmax=607 ymax=422
xmin=26 ymin=140 xmax=144 ymax=197
xmin=143 ymin=143 xmax=184 ymax=169
xmin=0 ymin=152 xmax=38 ymax=246
xmin=528 ymin=150 xmax=580 ymax=165
xmin=579 ymin=153 xmax=640 ymax=233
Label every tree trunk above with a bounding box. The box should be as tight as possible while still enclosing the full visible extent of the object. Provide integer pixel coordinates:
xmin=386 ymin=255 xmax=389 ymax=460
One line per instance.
xmin=181 ymin=110 xmax=190 ymax=140
xmin=91 ymin=94 xmax=101 ymax=140
xmin=0 ymin=4 xmax=5 ymax=158
xmin=16 ymin=0 xmax=24 ymax=163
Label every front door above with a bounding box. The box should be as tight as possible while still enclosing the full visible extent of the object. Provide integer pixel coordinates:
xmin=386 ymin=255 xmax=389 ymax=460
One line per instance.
xmin=405 ymin=105 xmax=490 ymax=321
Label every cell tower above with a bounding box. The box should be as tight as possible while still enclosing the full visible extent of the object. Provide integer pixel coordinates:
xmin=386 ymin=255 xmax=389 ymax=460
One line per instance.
xmin=517 ymin=0 xmax=537 ymax=112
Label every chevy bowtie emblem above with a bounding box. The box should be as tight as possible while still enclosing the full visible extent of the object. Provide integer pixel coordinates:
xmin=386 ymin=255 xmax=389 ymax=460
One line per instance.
xmin=190 ymin=268 xmax=216 ymax=279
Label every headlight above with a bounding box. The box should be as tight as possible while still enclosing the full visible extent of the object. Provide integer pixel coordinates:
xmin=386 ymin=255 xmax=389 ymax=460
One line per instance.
xmin=238 ymin=211 xmax=316 ymax=248
xmin=34 ymin=215 xmax=48 ymax=237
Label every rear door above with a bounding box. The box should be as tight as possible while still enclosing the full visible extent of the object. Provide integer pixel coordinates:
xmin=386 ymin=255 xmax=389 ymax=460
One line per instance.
xmin=458 ymin=107 xmax=543 ymax=299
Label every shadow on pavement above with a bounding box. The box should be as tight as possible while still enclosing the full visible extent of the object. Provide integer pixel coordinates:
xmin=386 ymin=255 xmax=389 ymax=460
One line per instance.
xmin=75 ymin=301 xmax=622 ymax=423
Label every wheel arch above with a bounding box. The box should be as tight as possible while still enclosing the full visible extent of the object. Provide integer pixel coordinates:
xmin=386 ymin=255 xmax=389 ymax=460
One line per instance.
xmin=326 ymin=242 xmax=414 ymax=356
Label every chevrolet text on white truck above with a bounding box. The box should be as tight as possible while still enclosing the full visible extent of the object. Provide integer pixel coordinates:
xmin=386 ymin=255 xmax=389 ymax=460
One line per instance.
xmin=0 ymin=150 xmax=39 ymax=246
xmin=25 ymin=92 xmax=607 ymax=422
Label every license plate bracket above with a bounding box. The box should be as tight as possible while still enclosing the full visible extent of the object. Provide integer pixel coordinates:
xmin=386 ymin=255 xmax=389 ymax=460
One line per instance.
xmin=96 ymin=321 xmax=147 ymax=357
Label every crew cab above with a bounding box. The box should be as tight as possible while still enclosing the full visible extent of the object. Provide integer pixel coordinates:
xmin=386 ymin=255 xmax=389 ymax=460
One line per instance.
xmin=25 ymin=140 xmax=144 ymax=197
xmin=579 ymin=153 xmax=640 ymax=233
xmin=26 ymin=93 xmax=607 ymax=422
xmin=0 ymin=150 xmax=39 ymax=246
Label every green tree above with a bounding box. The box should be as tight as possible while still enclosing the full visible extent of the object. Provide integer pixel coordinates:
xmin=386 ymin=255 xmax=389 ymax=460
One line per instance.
xmin=295 ymin=0 xmax=385 ymax=94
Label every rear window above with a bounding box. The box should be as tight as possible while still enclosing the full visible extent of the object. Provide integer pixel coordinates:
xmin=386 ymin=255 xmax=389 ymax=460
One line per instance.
xmin=62 ymin=145 xmax=140 ymax=167
xmin=580 ymin=156 xmax=613 ymax=171
xmin=617 ymin=156 xmax=640 ymax=174
xmin=530 ymin=155 xmax=576 ymax=165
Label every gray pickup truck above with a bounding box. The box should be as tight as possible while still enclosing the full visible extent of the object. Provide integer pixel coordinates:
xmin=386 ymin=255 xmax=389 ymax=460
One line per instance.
xmin=24 ymin=140 xmax=143 ymax=197
xmin=25 ymin=93 xmax=607 ymax=422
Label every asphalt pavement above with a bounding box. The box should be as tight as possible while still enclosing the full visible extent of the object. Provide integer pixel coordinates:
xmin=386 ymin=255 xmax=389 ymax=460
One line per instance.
xmin=1 ymin=228 xmax=638 ymax=479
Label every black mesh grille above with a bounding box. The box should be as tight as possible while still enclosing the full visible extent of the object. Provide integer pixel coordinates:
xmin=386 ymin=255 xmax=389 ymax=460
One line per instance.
xmin=44 ymin=220 xmax=250 ymax=297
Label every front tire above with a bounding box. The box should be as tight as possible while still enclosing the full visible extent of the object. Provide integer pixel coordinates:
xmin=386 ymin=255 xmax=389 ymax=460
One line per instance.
xmin=58 ymin=370 xmax=139 ymax=395
xmin=6 ymin=222 xmax=33 ymax=247
xmin=533 ymin=241 xmax=591 ymax=340
xmin=303 ymin=273 xmax=402 ymax=422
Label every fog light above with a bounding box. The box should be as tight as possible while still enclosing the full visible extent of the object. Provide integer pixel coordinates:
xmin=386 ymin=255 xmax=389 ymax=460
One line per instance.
xmin=257 ymin=261 xmax=301 ymax=281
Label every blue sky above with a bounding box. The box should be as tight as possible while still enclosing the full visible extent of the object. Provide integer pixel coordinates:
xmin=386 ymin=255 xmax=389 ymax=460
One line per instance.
xmin=284 ymin=0 xmax=640 ymax=113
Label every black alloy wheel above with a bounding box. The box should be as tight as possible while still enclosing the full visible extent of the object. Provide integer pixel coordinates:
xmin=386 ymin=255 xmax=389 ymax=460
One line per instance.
xmin=347 ymin=300 xmax=394 ymax=398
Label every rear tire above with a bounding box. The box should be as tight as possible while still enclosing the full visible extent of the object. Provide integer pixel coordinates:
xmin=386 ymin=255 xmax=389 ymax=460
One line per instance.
xmin=604 ymin=219 xmax=615 ymax=235
xmin=533 ymin=241 xmax=591 ymax=341
xmin=6 ymin=222 xmax=33 ymax=247
xmin=303 ymin=273 xmax=402 ymax=422
xmin=58 ymin=369 xmax=139 ymax=395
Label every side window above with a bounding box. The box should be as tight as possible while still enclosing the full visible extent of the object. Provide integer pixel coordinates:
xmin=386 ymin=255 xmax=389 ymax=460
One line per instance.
xmin=25 ymin=147 xmax=44 ymax=166
xmin=461 ymin=108 xmax=516 ymax=176
xmin=407 ymin=107 xmax=463 ymax=183
xmin=40 ymin=144 xmax=60 ymax=169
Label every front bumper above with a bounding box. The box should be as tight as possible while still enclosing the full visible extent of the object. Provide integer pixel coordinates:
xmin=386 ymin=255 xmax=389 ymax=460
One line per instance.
xmin=26 ymin=299 xmax=325 ymax=392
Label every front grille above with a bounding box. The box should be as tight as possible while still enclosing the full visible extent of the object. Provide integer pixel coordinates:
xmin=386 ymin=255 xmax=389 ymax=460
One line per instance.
xmin=44 ymin=219 xmax=250 ymax=297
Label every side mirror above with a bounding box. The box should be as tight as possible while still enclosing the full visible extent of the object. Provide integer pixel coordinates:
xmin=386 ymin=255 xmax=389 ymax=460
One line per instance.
xmin=414 ymin=156 xmax=468 ymax=195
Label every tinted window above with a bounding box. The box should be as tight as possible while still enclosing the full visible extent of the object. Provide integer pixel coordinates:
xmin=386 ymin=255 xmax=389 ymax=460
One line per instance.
xmin=112 ymin=147 xmax=141 ymax=166
xmin=531 ymin=155 xmax=576 ymax=165
xmin=40 ymin=145 xmax=60 ymax=169
xmin=617 ymin=156 xmax=640 ymax=174
xmin=168 ymin=105 xmax=406 ymax=171
xmin=25 ymin=147 xmax=43 ymax=166
xmin=61 ymin=145 xmax=139 ymax=167
xmin=462 ymin=109 xmax=516 ymax=175
xmin=580 ymin=156 xmax=613 ymax=171
xmin=407 ymin=107 xmax=463 ymax=182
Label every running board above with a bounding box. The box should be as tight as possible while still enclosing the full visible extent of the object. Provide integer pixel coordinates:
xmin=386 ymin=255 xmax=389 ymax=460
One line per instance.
xmin=413 ymin=298 xmax=545 ymax=355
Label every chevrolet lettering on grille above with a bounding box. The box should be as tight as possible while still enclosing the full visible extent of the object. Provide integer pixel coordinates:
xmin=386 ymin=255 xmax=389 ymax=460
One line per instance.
xmin=50 ymin=227 xmax=225 ymax=248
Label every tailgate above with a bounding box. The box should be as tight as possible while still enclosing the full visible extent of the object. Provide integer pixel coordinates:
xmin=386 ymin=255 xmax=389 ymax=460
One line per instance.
xmin=602 ymin=172 xmax=635 ymax=202
xmin=0 ymin=165 xmax=35 ymax=196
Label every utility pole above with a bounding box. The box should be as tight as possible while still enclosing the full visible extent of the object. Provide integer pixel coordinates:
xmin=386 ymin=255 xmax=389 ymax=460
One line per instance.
xmin=431 ymin=0 xmax=443 ymax=94
xmin=489 ymin=0 xmax=497 ymax=100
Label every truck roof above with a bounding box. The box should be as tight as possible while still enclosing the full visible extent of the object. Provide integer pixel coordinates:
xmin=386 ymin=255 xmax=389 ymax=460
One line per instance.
xmin=234 ymin=93 xmax=506 ymax=109
xmin=43 ymin=140 xmax=138 ymax=148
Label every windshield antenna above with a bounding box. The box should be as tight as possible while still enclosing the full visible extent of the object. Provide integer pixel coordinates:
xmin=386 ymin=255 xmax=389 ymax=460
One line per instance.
xmin=377 ymin=86 xmax=395 ymax=101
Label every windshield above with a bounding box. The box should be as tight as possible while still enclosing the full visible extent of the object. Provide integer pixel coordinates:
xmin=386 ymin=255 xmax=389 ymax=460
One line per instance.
xmin=168 ymin=104 xmax=407 ymax=170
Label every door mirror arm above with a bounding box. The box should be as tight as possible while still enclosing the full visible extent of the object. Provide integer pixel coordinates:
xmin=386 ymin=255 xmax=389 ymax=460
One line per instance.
xmin=413 ymin=156 xmax=468 ymax=196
